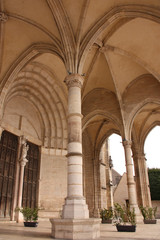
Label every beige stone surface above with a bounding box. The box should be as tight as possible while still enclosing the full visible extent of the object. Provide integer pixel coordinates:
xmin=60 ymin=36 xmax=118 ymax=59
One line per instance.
xmin=114 ymin=173 xmax=128 ymax=205
xmin=50 ymin=218 xmax=101 ymax=239
xmin=0 ymin=0 xmax=160 ymax=238
xmin=39 ymin=152 xmax=67 ymax=218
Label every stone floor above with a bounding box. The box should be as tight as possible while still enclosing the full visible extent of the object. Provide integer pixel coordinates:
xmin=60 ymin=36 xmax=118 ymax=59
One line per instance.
xmin=0 ymin=220 xmax=160 ymax=240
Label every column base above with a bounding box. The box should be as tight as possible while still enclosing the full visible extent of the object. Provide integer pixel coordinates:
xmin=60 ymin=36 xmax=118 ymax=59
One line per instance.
xmin=131 ymin=204 xmax=143 ymax=223
xmin=62 ymin=197 xmax=89 ymax=219
xmin=50 ymin=218 xmax=101 ymax=239
xmin=15 ymin=211 xmax=24 ymax=223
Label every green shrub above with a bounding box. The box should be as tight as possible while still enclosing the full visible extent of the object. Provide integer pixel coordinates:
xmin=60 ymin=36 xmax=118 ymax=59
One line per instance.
xmin=140 ymin=206 xmax=157 ymax=220
xmin=113 ymin=203 xmax=136 ymax=226
xmin=148 ymin=168 xmax=160 ymax=200
xmin=18 ymin=207 xmax=39 ymax=222
xmin=100 ymin=207 xmax=113 ymax=220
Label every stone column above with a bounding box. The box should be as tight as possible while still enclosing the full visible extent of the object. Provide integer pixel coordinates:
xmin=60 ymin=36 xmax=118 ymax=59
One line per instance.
xmin=50 ymin=74 xmax=101 ymax=239
xmin=133 ymin=152 xmax=152 ymax=207
xmin=62 ymin=74 xmax=89 ymax=219
xmin=123 ymin=140 xmax=142 ymax=222
xmin=99 ymin=143 xmax=107 ymax=211
xmin=106 ymin=139 xmax=114 ymax=209
xmin=108 ymin=156 xmax=114 ymax=208
xmin=16 ymin=136 xmax=29 ymax=222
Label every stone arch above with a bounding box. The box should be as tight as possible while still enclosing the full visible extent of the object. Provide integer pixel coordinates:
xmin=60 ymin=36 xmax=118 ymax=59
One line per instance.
xmin=141 ymin=121 xmax=160 ymax=154
xmin=96 ymin=129 xmax=121 ymax=159
xmin=122 ymin=74 xmax=160 ymax=140
xmin=2 ymin=59 xmax=67 ymax=149
xmin=82 ymin=110 xmax=122 ymax=133
xmin=0 ymin=43 xmax=66 ymax=119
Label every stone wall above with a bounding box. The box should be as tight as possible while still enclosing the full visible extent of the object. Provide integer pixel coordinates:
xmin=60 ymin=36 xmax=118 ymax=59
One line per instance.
xmin=39 ymin=148 xmax=67 ymax=220
xmin=83 ymin=131 xmax=95 ymax=217
xmin=113 ymin=173 xmax=128 ymax=205
xmin=152 ymin=200 xmax=160 ymax=219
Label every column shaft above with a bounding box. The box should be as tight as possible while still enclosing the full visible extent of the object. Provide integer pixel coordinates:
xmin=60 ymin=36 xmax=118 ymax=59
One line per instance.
xmin=123 ymin=140 xmax=142 ymax=222
xmin=62 ymin=74 xmax=89 ymax=219
xmin=16 ymin=137 xmax=29 ymax=222
xmin=134 ymin=152 xmax=152 ymax=207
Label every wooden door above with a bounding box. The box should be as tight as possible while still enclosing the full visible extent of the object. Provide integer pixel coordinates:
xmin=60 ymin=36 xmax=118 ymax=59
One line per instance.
xmin=0 ymin=131 xmax=18 ymax=219
xmin=22 ymin=142 xmax=40 ymax=208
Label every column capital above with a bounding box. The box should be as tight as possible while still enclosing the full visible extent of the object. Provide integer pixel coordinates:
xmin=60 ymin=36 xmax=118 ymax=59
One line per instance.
xmin=123 ymin=140 xmax=132 ymax=147
xmin=133 ymin=152 xmax=146 ymax=160
xmin=64 ymin=74 xmax=84 ymax=89
xmin=19 ymin=158 xmax=28 ymax=167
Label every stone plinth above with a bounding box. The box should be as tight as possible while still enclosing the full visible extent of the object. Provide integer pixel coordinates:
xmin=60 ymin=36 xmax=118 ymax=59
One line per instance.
xmin=62 ymin=198 xmax=89 ymax=219
xmin=50 ymin=218 xmax=101 ymax=239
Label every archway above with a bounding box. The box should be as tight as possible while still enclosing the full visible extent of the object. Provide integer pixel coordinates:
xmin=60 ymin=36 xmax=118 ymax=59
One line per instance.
xmin=144 ymin=126 xmax=160 ymax=218
xmin=144 ymin=126 xmax=160 ymax=169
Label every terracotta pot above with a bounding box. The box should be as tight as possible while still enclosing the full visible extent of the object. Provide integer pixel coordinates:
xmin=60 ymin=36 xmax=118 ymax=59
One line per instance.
xmin=144 ymin=219 xmax=157 ymax=224
xmin=116 ymin=225 xmax=136 ymax=232
xmin=24 ymin=222 xmax=38 ymax=227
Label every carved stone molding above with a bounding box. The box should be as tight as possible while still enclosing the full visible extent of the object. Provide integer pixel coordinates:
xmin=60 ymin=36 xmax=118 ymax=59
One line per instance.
xmin=0 ymin=12 xmax=8 ymax=22
xmin=19 ymin=135 xmax=29 ymax=164
xmin=123 ymin=140 xmax=132 ymax=147
xmin=64 ymin=74 xmax=84 ymax=89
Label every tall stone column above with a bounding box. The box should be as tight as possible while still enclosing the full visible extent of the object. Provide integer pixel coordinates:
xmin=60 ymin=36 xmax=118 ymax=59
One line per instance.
xmin=133 ymin=152 xmax=152 ymax=207
xmin=50 ymin=74 xmax=101 ymax=239
xmin=108 ymin=156 xmax=114 ymax=208
xmin=16 ymin=136 xmax=29 ymax=222
xmin=106 ymin=139 xmax=114 ymax=208
xmin=123 ymin=140 xmax=142 ymax=222
xmin=62 ymin=73 xmax=89 ymax=218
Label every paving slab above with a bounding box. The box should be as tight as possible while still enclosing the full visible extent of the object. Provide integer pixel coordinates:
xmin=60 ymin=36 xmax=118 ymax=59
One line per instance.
xmin=0 ymin=220 xmax=159 ymax=240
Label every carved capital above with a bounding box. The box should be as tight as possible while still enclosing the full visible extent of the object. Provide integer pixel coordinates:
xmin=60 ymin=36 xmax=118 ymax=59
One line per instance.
xmin=0 ymin=12 xmax=8 ymax=22
xmin=64 ymin=74 xmax=84 ymax=89
xmin=20 ymin=158 xmax=28 ymax=167
xmin=133 ymin=152 xmax=146 ymax=161
xmin=123 ymin=140 xmax=132 ymax=148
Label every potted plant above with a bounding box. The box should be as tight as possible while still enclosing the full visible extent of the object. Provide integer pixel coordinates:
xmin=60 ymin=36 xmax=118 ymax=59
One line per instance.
xmin=100 ymin=207 xmax=113 ymax=223
xmin=18 ymin=207 xmax=39 ymax=227
xmin=140 ymin=206 xmax=157 ymax=224
xmin=113 ymin=203 xmax=136 ymax=232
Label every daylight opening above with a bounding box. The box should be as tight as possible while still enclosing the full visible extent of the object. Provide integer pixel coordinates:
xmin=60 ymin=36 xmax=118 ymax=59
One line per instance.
xmin=109 ymin=134 xmax=126 ymax=175
xmin=144 ymin=126 xmax=160 ymax=169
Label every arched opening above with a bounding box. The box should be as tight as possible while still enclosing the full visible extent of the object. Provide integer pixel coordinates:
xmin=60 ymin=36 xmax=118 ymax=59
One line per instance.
xmin=109 ymin=134 xmax=130 ymax=207
xmin=109 ymin=134 xmax=125 ymax=175
xmin=144 ymin=126 xmax=160 ymax=218
xmin=99 ymin=133 xmax=137 ymax=210
xmin=144 ymin=126 xmax=160 ymax=169
xmin=99 ymin=133 xmax=128 ymax=210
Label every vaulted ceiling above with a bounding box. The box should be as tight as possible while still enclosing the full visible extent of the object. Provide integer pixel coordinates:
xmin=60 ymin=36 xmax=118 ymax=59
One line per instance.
xmin=0 ymin=0 xmax=160 ymax=150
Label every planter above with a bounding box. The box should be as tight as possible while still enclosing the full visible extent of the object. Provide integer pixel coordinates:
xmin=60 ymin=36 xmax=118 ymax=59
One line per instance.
xmin=116 ymin=225 xmax=136 ymax=232
xmin=102 ymin=219 xmax=112 ymax=224
xmin=24 ymin=222 xmax=38 ymax=227
xmin=144 ymin=219 xmax=157 ymax=224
